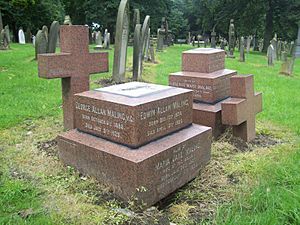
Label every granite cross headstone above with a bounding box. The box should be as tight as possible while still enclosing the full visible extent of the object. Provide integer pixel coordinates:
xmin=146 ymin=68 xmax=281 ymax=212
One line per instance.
xmin=38 ymin=25 xmax=109 ymax=129
xmin=221 ymin=75 xmax=262 ymax=142
xmin=113 ymin=0 xmax=129 ymax=83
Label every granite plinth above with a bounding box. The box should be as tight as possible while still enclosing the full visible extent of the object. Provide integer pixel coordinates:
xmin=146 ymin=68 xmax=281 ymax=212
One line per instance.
xmin=74 ymin=82 xmax=193 ymax=148
xmin=193 ymin=101 xmax=227 ymax=137
xmin=182 ymin=48 xmax=225 ymax=73
xmin=169 ymin=69 xmax=236 ymax=104
xmin=57 ymin=124 xmax=212 ymax=206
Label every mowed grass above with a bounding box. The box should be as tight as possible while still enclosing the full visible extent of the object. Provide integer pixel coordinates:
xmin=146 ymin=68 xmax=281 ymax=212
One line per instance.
xmin=0 ymin=44 xmax=299 ymax=224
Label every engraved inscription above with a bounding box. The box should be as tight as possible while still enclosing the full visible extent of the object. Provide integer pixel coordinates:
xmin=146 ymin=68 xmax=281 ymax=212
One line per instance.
xmin=154 ymin=142 xmax=200 ymax=196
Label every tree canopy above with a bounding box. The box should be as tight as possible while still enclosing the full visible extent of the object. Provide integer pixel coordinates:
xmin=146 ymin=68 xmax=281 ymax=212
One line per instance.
xmin=1 ymin=0 xmax=299 ymax=49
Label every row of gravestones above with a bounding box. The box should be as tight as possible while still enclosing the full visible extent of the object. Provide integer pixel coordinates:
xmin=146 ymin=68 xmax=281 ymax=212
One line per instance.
xmin=112 ymin=0 xmax=157 ymax=83
xmin=93 ymin=29 xmax=111 ymax=50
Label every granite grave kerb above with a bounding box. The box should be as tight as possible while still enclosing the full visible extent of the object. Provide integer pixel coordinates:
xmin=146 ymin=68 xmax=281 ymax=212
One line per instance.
xmin=38 ymin=25 xmax=109 ymax=130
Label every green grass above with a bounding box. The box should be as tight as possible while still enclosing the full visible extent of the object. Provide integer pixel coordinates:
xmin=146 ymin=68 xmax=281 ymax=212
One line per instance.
xmin=216 ymin=144 xmax=300 ymax=224
xmin=0 ymin=44 xmax=299 ymax=224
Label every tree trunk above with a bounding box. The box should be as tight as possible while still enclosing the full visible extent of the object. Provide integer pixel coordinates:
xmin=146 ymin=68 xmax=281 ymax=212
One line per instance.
xmin=262 ymin=0 xmax=273 ymax=53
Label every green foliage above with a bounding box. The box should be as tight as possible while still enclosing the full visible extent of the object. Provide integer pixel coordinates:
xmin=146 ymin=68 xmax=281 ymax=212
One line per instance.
xmin=0 ymin=0 xmax=64 ymax=38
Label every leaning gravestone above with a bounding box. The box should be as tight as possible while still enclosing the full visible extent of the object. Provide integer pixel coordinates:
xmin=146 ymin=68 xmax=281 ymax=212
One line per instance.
xmin=57 ymin=81 xmax=212 ymax=206
xmin=246 ymin=36 xmax=252 ymax=53
xmin=18 ymin=28 xmax=26 ymax=44
xmin=48 ymin=21 xmax=60 ymax=53
xmin=112 ymin=0 xmax=129 ymax=83
xmin=37 ymin=25 xmax=109 ymax=129
xmin=35 ymin=26 xmax=48 ymax=59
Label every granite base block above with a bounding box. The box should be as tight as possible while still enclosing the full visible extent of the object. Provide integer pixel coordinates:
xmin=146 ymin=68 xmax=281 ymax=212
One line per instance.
xmin=193 ymin=101 xmax=227 ymax=138
xmin=57 ymin=124 xmax=212 ymax=206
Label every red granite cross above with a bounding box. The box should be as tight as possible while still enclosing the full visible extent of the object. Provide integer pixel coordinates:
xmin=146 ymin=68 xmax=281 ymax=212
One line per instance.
xmin=221 ymin=75 xmax=262 ymax=142
xmin=38 ymin=25 xmax=109 ymax=130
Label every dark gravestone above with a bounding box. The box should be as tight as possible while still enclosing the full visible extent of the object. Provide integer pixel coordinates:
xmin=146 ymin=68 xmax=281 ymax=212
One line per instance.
xmin=113 ymin=0 xmax=129 ymax=83
xmin=35 ymin=26 xmax=48 ymax=59
xmin=138 ymin=16 xmax=150 ymax=77
xmin=25 ymin=28 xmax=31 ymax=43
xmin=228 ymin=19 xmax=235 ymax=58
xmin=38 ymin=26 xmax=109 ymax=129
xmin=295 ymin=23 xmax=300 ymax=58
xmin=48 ymin=21 xmax=60 ymax=53
xmin=144 ymin=28 xmax=150 ymax=61
xmin=0 ymin=10 xmax=3 ymax=32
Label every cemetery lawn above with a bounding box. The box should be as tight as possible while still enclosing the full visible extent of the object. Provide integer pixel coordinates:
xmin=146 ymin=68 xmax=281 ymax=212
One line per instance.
xmin=0 ymin=44 xmax=299 ymax=224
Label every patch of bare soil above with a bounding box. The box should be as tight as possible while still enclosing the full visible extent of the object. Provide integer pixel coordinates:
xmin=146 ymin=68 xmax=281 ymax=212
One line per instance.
xmin=36 ymin=139 xmax=58 ymax=157
xmin=217 ymin=128 xmax=282 ymax=152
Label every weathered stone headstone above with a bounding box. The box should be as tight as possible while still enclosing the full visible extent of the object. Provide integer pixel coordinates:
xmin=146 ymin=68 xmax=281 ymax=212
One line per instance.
xmin=211 ymin=30 xmax=216 ymax=48
xmin=169 ymin=48 xmax=237 ymax=137
xmin=228 ymin=19 xmax=235 ymax=58
xmin=280 ymin=57 xmax=295 ymax=76
xmin=103 ymin=29 xmax=108 ymax=49
xmin=133 ymin=24 xmax=141 ymax=81
xmin=38 ymin=25 xmax=109 ymax=129
xmin=289 ymin=41 xmax=295 ymax=56
xmin=156 ymin=20 xmax=165 ymax=52
xmin=267 ymin=41 xmax=275 ymax=66
xmin=149 ymin=39 xmax=156 ymax=63
xmin=48 ymin=21 xmax=60 ymax=53
xmin=25 ymin=28 xmax=31 ymax=43
xmin=246 ymin=36 xmax=252 ymax=53
xmin=18 ymin=28 xmax=25 ymax=44
xmin=133 ymin=8 xmax=140 ymax=28
xmin=64 ymin=15 xmax=72 ymax=25
xmin=277 ymin=40 xmax=282 ymax=60
xmin=271 ymin=34 xmax=277 ymax=60
xmin=281 ymin=51 xmax=287 ymax=62
xmin=112 ymin=0 xmax=129 ymax=83
xmin=0 ymin=28 xmax=9 ymax=50
xmin=188 ymin=32 xmax=191 ymax=45
xmin=222 ymin=75 xmax=263 ymax=142
xmin=295 ymin=23 xmax=300 ymax=58
xmin=57 ymin=81 xmax=212 ymax=206
xmin=35 ymin=26 xmax=48 ymax=59
xmin=239 ymin=37 xmax=245 ymax=62
xmin=0 ymin=10 xmax=3 ymax=32
xmin=144 ymin=28 xmax=151 ymax=61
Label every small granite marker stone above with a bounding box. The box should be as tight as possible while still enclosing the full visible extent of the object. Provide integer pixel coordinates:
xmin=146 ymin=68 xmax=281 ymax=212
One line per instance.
xmin=38 ymin=25 xmax=109 ymax=130
xmin=57 ymin=81 xmax=212 ymax=206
